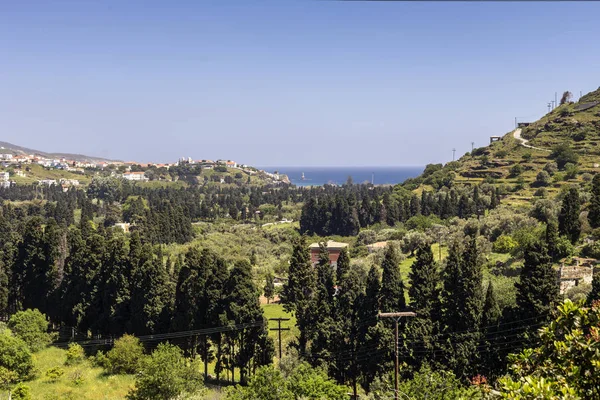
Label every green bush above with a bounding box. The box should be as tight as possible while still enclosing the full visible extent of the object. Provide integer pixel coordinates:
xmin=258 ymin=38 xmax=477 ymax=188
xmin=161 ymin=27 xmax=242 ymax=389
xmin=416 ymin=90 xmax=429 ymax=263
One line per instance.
xmin=11 ymin=383 xmax=31 ymax=400
xmin=91 ymin=350 xmax=110 ymax=369
xmin=7 ymin=309 xmax=55 ymax=352
xmin=69 ymin=369 xmax=84 ymax=386
xmin=64 ymin=343 xmax=85 ymax=366
xmin=45 ymin=366 xmax=64 ymax=383
xmin=493 ymin=235 xmax=518 ymax=254
xmin=107 ymin=335 xmax=144 ymax=374
xmin=0 ymin=330 xmax=35 ymax=381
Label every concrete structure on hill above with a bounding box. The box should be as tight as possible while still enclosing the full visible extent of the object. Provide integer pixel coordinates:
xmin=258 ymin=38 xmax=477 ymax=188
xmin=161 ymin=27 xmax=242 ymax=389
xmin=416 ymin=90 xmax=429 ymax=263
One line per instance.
xmin=122 ymin=171 xmax=148 ymax=181
xmin=309 ymin=240 xmax=349 ymax=267
xmin=557 ymin=257 xmax=596 ymax=294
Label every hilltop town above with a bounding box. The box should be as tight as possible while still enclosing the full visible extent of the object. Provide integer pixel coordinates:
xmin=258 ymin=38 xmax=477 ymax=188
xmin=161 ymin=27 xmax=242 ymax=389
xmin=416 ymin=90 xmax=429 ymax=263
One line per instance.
xmin=0 ymin=148 xmax=289 ymax=189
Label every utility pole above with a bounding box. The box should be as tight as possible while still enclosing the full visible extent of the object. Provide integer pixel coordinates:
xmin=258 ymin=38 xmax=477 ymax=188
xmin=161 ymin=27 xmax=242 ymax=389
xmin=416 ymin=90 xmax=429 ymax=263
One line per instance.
xmin=515 ymin=117 xmax=517 ymax=129
xmin=269 ymin=318 xmax=290 ymax=359
xmin=471 ymin=142 xmax=475 ymax=152
xmin=379 ymin=312 xmax=417 ymax=400
xmin=452 ymin=148 xmax=456 ymax=161
xmin=555 ymin=92 xmax=558 ymax=108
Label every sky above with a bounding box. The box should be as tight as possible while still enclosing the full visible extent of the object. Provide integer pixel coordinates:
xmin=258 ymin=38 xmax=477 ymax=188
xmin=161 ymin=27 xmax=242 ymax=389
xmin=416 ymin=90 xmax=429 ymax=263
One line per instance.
xmin=1 ymin=1 xmax=599 ymax=167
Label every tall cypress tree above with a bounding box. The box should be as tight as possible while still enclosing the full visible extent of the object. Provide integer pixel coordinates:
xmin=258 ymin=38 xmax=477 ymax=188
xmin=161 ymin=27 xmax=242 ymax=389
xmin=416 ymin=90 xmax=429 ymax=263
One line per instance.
xmin=280 ymin=237 xmax=316 ymax=355
xmin=558 ymin=187 xmax=581 ymax=244
xmin=588 ymin=174 xmax=600 ymax=228
xmin=379 ymin=245 xmax=405 ymax=313
xmin=336 ymin=248 xmax=350 ymax=285
xmin=515 ymin=241 xmax=559 ymax=340
xmin=357 ymin=265 xmax=382 ymax=390
xmin=586 ymin=273 xmax=600 ymax=305
xmin=310 ymin=243 xmax=336 ymax=367
xmin=409 ymin=244 xmax=438 ymax=315
xmin=545 ymin=219 xmax=560 ymax=261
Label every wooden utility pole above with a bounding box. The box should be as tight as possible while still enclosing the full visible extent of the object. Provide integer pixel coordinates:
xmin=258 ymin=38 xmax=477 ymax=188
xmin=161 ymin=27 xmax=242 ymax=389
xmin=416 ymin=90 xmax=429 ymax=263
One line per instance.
xmin=379 ymin=312 xmax=416 ymax=400
xmin=269 ymin=318 xmax=290 ymax=359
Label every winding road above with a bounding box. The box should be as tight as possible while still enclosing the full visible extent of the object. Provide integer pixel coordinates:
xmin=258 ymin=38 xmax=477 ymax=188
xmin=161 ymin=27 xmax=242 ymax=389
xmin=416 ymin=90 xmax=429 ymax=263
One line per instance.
xmin=513 ymin=128 xmax=550 ymax=152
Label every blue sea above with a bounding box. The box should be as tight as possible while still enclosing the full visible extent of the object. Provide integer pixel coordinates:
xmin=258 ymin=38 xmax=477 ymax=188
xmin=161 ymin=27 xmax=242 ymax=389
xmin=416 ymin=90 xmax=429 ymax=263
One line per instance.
xmin=258 ymin=166 xmax=424 ymax=187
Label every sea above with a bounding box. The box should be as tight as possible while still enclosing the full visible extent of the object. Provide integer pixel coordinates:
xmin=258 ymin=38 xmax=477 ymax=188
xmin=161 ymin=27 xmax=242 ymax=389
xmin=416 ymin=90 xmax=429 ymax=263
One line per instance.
xmin=258 ymin=166 xmax=424 ymax=187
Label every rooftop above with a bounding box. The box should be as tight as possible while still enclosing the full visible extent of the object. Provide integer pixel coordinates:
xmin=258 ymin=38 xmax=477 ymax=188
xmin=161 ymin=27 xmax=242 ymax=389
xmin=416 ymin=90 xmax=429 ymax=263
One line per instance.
xmin=309 ymin=240 xmax=349 ymax=250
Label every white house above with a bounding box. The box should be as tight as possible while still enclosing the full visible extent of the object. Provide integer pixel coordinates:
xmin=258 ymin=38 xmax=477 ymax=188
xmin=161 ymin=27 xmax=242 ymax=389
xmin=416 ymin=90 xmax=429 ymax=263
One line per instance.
xmin=123 ymin=172 xmax=149 ymax=181
xmin=38 ymin=179 xmax=57 ymax=186
xmin=0 ymin=154 xmax=13 ymax=160
xmin=0 ymin=172 xmax=9 ymax=182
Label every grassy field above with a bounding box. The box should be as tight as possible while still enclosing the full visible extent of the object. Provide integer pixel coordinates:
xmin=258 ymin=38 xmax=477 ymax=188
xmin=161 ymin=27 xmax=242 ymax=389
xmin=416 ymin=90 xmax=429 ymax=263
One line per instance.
xmin=26 ymin=347 xmax=135 ymax=400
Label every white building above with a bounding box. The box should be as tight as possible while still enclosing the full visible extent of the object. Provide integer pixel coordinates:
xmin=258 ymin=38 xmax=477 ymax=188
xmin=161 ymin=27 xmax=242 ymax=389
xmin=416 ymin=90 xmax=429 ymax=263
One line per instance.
xmin=123 ymin=172 xmax=149 ymax=181
xmin=0 ymin=154 xmax=13 ymax=160
xmin=38 ymin=179 xmax=57 ymax=186
xmin=0 ymin=172 xmax=9 ymax=181
xmin=0 ymin=181 xmax=10 ymax=189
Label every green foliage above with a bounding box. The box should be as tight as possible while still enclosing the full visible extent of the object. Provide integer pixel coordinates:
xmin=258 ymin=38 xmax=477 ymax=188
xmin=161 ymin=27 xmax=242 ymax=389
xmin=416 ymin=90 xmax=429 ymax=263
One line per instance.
xmin=588 ymin=174 xmax=600 ymax=228
xmin=263 ymin=272 xmax=275 ymax=304
xmin=587 ymin=273 xmax=600 ymax=305
xmin=106 ymin=334 xmax=144 ymax=375
xmin=380 ymin=245 xmax=406 ymax=313
xmin=64 ymin=343 xmax=85 ymax=366
xmin=0 ymin=329 xmax=35 ymax=381
xmin=398 ymin=365 xmax=483 ymax=400
xmin=8 ymin=309 xmax=54 ymax=352
xmin=509 ymin=164 xmax=523 ymax=177
xmin=126 ymin=343 xmax=204 ymax=400
xmin=45 ymin=366 xmax=64 ymax=383
xmin=493 ymin=235 xmax=517 ymax=254
xmin=534 ymin=171 xmax=550 ymax=187
xmin=226 ymin=363 xmax=349 ymax=400
xmin=497 ymin=300 xmax=600 ymax=399
xmin=558 ymin=187 xmax=581 ymax=243
xmin=550 ymin=143 xmax=579 ymax=170
xmin=11 ymin=382 xmax=31 ymax=400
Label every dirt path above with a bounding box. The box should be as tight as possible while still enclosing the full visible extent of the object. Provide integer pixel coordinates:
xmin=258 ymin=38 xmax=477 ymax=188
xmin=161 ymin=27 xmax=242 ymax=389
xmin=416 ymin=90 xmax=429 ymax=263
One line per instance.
xmin=513 ymin=128 xmax=550 ymax=152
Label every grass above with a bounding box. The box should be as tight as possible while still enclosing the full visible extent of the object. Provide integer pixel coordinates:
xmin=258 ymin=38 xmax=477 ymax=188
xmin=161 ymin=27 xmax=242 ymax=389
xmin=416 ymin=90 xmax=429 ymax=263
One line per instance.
xmin=26 ymin=347 xmax=135 ymax=400
xmin=262 ymin=303 xmax=298 ymax=353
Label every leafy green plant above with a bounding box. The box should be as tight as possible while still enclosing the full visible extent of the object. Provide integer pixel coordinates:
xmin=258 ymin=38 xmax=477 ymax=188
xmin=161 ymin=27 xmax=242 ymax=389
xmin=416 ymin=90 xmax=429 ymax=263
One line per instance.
xmin=7 ymin=309 xmax=55 ymax=353
xmin=64 ymin=343 xmax=85 ymax=366
xmin=45 ymin=366 xmax=64 ymax=383
xmin=107 ymin=335 xmax=144 ymax=374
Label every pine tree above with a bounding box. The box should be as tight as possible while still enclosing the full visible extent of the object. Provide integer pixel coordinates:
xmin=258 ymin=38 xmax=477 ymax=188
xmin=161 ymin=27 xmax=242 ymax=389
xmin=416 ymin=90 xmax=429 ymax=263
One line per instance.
xmin=335 ymin=248 xmax=350 ymax=285
xmin=589 ymin=174 xmax=600 ymax=228
xmin=379 ymin=245 xmax=405 ymax=313
xmin=558 ymin=187 xmax=581 ymax=244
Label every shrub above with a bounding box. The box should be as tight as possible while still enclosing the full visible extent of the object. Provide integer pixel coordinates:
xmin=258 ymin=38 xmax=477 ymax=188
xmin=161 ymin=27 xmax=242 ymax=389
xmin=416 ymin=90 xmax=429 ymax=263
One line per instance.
xmin=107 ymin=335 xmax=144 ymax=374
xmin=64 ymin=343 xmax=85 ymax=366
xmin=495 ymin=150 xmax=508 ymax=158
xmin=11 ymin=383 xmax=31 ymax=400
xmin=535 ymin=171 xmax=551 ymax=187
xmin=550 ymin=143 xmax=579 ymax=169
xmin=544 ymin=162 xmax=558 ymax=175
xmin=69 ymin=370 xmax=84 ymax=386
xmin=522 ymin=152 xmax=532 ymax=161
xmin=509 ymin=164 xmax=523 ymax=177
xmin=45 ymin=367 xmax=64 ymax=383
xmin=493 ymin=235 xmax=518 ymax=254
xmin=91 ymin=350 xmax=110 ymax=369
xmin=0 ymin=330 xmax=35 ymax=381
xmin=582 ymin=173 xmax=593 ymax=182
xmin=126 ymin=343 xmax=203 ymax=400
xmin=534 ymin=187 xmax=548 ymax=197
xmin=7 ymin=309 xmax=55 ymax=352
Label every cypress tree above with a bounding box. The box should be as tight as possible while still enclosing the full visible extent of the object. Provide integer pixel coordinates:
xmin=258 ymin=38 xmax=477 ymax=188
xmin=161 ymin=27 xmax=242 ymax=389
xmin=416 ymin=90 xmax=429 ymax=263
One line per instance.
xmin=336 ymin=248 xmax=350 ymax=285
xmin=558 ymin=187 xmax=581 ymax=244
xmin=357 ymin=265 xmax=381 ymax=390
xmin=545 ymin=219 xmax=560 ymax=261
xmin=379 ymin=245 xmax=405 ymax=313
xmin=409 ymin=244 xmax=438 ymax=315
xmin=280 ymin=237 xmax=316 ymax=355
xmin=587 ymin=273 xmax=600 ymax=305
xmin=588 ymin=174 xmax=600 ymax=228
xmin=480 ymin=281 xmax=502 ymax=379
xmin=310 ymin=243 xmax=336 ymax=367
xmin=515 ymin=241 xmax=559 ymax=336
xmin=482 ymin=281 xmax=500 ymax=328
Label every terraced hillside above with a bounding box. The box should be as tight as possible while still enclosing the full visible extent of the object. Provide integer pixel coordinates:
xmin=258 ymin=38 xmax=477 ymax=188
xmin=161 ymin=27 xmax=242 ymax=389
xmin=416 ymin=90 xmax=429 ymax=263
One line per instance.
xmin=446 ymin=87 xmax=600 ymax=204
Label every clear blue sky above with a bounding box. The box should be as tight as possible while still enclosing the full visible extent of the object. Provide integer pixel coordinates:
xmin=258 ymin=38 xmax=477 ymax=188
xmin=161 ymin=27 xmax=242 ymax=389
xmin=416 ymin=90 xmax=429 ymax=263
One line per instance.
xmin=1 ymin=1 xmax=599 ymax=166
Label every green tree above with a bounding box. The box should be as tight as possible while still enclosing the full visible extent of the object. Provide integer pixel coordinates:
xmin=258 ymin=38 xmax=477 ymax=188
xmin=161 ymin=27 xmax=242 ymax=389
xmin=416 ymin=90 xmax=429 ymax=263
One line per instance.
xmin=126 ymin=343 xmax=204 ymax=400
xmin=281 ymin=237 xmax=316 ymax=355
xmin=263 ymin=272 xmax=275 ymax=305
xmin=515 ymin=242 xmax=559 ymax=342
xmin=225 ymin=365 xmax=293 ymax=400
xmin=545 ymin=219 xmax=559 ymax=261
xmin=0 ymin=329 xmax=34 ymax=381
xmin=379 ymin=245 xmax=405 ymax=313
xmin=107 ymin=334 xmax=145 ymax=374
xmin=558 ymin=187 xmax=581 ymax=244
xmin=587 ymin=273 xmax=600 ymax=305
xmin=7 ymin=309 xmax=54 ymax=352
xmin=588 ymin=174 xmax=600 ymax=228
xmin=498 ymin=300 xmax=600 ymax=399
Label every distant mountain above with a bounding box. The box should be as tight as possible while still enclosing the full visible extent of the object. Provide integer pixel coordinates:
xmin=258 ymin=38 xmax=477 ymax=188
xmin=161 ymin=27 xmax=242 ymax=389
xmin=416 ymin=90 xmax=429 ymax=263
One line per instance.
xmin=0 ymin=141 xmax=117 ymax=163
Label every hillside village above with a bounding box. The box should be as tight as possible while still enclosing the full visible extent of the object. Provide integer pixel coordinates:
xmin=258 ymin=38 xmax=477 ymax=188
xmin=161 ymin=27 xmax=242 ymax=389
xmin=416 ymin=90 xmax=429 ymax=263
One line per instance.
xmin=0 ymin=149 xmax=289 ymax=189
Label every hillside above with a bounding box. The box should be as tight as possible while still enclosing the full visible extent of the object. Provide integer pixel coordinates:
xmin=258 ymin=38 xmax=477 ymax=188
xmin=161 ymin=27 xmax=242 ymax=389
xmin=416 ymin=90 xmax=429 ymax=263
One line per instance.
xmin=413 ymin=87 xmax=600 ymax=204
xmin=0 ymin=141 xmax=116 ymax=163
